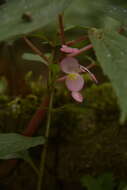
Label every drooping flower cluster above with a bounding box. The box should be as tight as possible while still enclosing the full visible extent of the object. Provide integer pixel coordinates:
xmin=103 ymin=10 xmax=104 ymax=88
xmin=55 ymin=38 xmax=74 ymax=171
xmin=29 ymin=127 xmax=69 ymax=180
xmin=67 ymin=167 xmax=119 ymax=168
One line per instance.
xmin=60 ymin=57 xmax=84 ymax=102
xmin=59 ymin=45 xmax=97 ymax=102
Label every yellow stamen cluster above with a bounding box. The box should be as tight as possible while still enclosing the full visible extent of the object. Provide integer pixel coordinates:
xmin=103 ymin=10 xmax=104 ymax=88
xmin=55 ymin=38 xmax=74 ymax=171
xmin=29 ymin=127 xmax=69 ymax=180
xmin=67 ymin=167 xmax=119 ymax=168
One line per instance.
xmin=67 ymin=73 xmax=78 ymax=80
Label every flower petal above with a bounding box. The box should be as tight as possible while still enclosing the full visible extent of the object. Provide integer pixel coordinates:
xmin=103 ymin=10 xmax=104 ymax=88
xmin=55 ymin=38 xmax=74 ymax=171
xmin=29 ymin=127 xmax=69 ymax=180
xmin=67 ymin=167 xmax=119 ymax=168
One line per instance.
xmin=60 ymin=57 xmax=80 ymax=73
xmin=71 ymin=91 xmax=83 ymax=102
xmin=60 ymin=45 xmax=79 ymax=53
xmin=65 ymin=73 xmax=84 ymax=91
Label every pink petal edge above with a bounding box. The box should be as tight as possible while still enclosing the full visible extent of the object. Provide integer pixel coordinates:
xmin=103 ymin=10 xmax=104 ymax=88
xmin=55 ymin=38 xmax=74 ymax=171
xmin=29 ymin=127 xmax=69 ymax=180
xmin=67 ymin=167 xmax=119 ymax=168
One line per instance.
xmin=60 ymin=57 xmax=80 ymax=74
xmin=71 ymin=91 xmax=83 ymax=102
xmin=60 ymin=45 xmax=79 ymax=54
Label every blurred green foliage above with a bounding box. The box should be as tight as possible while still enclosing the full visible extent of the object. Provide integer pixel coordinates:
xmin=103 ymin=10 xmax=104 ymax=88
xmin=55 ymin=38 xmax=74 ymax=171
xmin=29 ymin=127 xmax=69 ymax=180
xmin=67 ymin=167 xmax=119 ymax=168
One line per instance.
xmin=81 ymin=173 xmax=114 ymax=190
xmin=0 ymin=0 xmax=72 ymax=41
xmin=89 ymin=29 xmax=127 ymax=122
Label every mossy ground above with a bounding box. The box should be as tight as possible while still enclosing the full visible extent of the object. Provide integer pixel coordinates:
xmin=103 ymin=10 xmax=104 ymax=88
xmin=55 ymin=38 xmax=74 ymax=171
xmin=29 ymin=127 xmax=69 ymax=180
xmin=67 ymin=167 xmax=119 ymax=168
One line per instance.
xmin=0 ymin=82 xmax=127 ymax=190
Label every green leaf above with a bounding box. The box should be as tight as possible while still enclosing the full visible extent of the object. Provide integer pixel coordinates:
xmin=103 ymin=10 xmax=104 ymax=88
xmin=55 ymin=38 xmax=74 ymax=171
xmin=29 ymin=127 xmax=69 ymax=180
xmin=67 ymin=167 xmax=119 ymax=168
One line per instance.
xmin=123 ymin=186 xmax=127 ymax=190
xmin=0 ymin=133 xmax=45 ymax=157
xmin=38 ymin=0 xmax=127 ymax=40
xmin=97 ymin=173 xmax=114 ymax=190
xmin=0 ymin=0 xmax=72 ymax=41
xmin=81 ymin=173 xmax=114 ymax=190
xmin=22 ymin=53 xmax=49 ymax=66
xmin=0 ymin=150 xmax=40 ymax=175
xmin=22 ymin=53 xmax=43 ymax=62
xmin=65 ymin=0 xmax=127 ymax=28
xmin=118 ymin=181 xmax=127 ymax=190
xmin=81 ymin=175 xmax=102 ymax=190
xmin=89 ymin=28 xmax=127 ymax=122
xmin=0 ymin=150 xmax=30 ymax=160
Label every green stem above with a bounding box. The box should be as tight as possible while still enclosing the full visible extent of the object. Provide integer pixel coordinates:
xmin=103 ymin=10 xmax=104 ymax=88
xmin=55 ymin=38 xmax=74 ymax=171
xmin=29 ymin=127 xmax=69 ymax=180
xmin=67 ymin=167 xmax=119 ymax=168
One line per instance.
xmin=27 ymin=158 xmax=40 ymax=176
xmin=37 ymin=90 xmax=54 ymax=190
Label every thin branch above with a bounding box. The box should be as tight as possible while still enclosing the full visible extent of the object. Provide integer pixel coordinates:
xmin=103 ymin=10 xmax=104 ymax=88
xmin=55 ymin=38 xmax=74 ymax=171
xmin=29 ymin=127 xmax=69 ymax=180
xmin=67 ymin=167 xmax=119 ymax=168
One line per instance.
xmin=86 ymin=63 xmax=96 ymax=70
xmin=23 ymin=36 xmax=50 ymax=65
xmin=66 ymin=35 xmax=88 ymax=46
xmin=37 ymin=91 xmax=54 ymax=190
xmin=68 ymin=44 xmax=93 ymax=57
xmin=58 ymin=14 xmax=65 ymax=44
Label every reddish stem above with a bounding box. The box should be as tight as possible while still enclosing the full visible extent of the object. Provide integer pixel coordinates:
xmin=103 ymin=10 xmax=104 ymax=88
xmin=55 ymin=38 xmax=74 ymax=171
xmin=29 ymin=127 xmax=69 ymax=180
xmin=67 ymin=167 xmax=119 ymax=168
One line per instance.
xmin=66 ymin=35 xmax=88 ymax=46
xmin=23 ymin=37 xmax=50 ymax=65
xmin=86 ymin=63 xmax=96 ymax=69
xmin=58 ymin=14 xmax=65 ymax=44
xmin=68 ymin=44 xmax=93 ymax=57
xmin=22 ymin=96 xmax=49 ymax=136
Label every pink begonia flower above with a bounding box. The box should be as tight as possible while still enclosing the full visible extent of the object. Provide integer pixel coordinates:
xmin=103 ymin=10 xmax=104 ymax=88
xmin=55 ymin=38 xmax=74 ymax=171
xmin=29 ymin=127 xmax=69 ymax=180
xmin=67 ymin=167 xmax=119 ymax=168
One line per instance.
xmin=60 ymin=45 xmax=79 ymax=54
xmin=59 ymin=57 xmax=97 ymax=102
